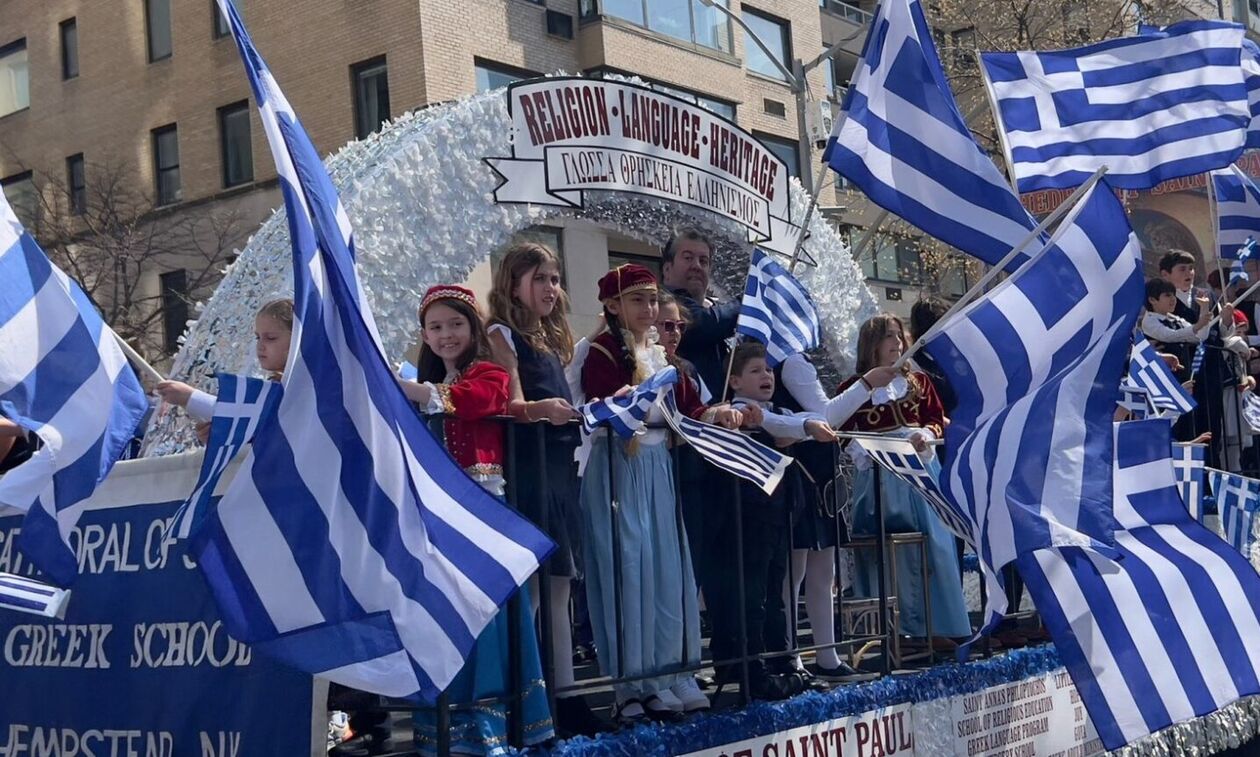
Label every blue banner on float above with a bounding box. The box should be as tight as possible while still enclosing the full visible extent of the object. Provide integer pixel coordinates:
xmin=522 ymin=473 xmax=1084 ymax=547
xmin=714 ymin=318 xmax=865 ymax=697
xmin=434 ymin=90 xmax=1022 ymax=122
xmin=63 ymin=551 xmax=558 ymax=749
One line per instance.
xmin=0 ymin=493 xmax=316 ymax=757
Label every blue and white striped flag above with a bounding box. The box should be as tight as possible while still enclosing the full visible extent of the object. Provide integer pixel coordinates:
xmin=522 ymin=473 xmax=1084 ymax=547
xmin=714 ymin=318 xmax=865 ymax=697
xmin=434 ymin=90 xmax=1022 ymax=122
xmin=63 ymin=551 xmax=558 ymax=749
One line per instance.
xmin=1243 ymin=389 xmax=1260 ymax=434
xmin=0 ymin=191 xmax=148 ymax=586
xmin=1209 ymin=165 xmax=1260 ymax=261
xmin=980 ymin=21 xmax=1249 ymax=192
xmin=0 ymin=571 xmax=70 ymax=618
xmin=824 ymin=0 xmax=1046 ymax=267
xmin=1129 ymin=334 xmax=1196 ymax=416
xmin=1245 ymin=38 xmax=1260 ymax=148
xmin=661 ymin=391 xmax=791 ymax=495
xmin=579 ymin=365 xmax=677 ymax=438
xmin=1019 ymin=420 xmax=1260 ymax=750
xmin=922 ymin=178 xmax=1145 ymax=642
xmin=1208 ymin=468 xmax=1260 ymax=555
xmin=1118 ymin=381 xmax=1152 ymax=420
xmin=201 ymin=0 xmax=553 ymax=703
xmin=1190 ymin=340 xmax=1206 ymax=377
xmin=166 ymin=374 xmax=281 ymax=541
xmin=736 ymin=249 xmax=820 ymax=367
xmin=851 ymin=435 xmax=974 ymax=545
xmin=1172 ymin=443 xmax=1206 ymax=521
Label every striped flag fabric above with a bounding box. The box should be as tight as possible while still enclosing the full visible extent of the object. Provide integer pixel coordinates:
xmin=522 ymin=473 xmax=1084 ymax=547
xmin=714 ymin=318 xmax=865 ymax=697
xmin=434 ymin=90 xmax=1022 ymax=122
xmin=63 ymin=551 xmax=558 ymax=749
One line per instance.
xmin=921 ymin=178 xmax=1145 ymax=640
xmin=200 ymin=0 xmax=554 ymax=703
xmin=1118 ymin=382 xmax=1152 ymax=420
xmin=1129 ymin=334 xmax=1196 ymax=416
xmin=1190 ymin=340 xmax=1206 ymax=377
xmin=824 ymin=0 xmax=1047 ymax=267
xmin=1245 ymin=38 xmax=1260 ymax=148
xmin=661 ymin=391 xmax=791 ymax=495
xmin=1019 ymin=420 xmax=1260 ymax=749
xmin=578 ymin=365 xmax=677 ymax=438
xmin=850 ymin=435 xmax=974 ymax=545
xmin=980 ymin=21 xmax=1250 ymax=192
xmin=166 ymin=374 xmax=282 ymax=541
xmin=0 ymin=571 xmax=70 ymax=618
xmin=0 ymin=189 xmax=148 ymax=586
xmin=736 ymin=248 xmax=820 ymax=367
xmin=1242 ymin=389 xmax=1260 ymax=434
xmin=1207 ymin=468 xmax=1260 ymax=555
xmin=1209 ymin=165 xmax=1260 ymax=261
xmin=1172 ymin=443 xmax=1206 ymax=521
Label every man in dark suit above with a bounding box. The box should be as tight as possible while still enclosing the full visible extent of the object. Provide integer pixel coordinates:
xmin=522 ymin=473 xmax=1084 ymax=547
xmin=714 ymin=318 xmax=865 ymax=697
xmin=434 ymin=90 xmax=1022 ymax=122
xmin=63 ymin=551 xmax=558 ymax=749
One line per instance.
xmin=663 ymin=228 xmax=740 ymax=399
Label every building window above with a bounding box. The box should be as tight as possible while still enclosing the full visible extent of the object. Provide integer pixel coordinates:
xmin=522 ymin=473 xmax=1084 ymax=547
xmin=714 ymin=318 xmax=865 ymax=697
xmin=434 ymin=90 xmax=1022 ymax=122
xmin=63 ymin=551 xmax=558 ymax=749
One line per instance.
xmin=491 ymin=225 xmax=565 ymax=280
xmin=600 ymin=0 xmax=732 ymax=53
xmin=588 ymin=67 xmax=736 ymax=120
xmin=742 ymin=8 xmax=791 ymax=81
xmin=1 ymin=171 xmax=37 ymax=228
xmin=608 ymin=250 xmax=662 ymax=280
xmin=0 ymin=39 xmax=29 ymax=117
xmin=475 ymin=60 xmax=538 ymax=93
xmin=861 ymin=237 xmax=924 ymax=284
xmin=950 ymin=26 xmax=976 ymax=69
xmin=160 ymin=269 xmax=190 ymax=354
xmin=756 ymin=132 xmax=800 ymax=179
xmin=218 ymin=101 xmax=253 ymax=188
xmin=213 ymin=0 xmax=242 ymax=38
xmin=351 ymin=56 xmax=391 ymax=140
xmin=146 ymin=0 xmax=173 ymax=61
xmin=60 ymin=19 xmax=79 ymax=80
xmin=151 ymin=124 xmax=181 ymax=205
xmin=66 ymin=154 xmax=86 ymax=215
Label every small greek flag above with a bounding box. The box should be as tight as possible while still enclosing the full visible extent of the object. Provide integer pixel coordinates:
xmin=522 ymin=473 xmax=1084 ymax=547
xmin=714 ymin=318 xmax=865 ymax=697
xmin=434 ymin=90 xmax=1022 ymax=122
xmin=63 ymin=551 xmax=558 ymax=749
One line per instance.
xmin=736 ymin=249 xmax=820 ymax=367
xmin=578 ymin=366 xmax=678 ymax=438
xmin=1172 ymin=443 xmax=1206 ymax=521
xmin=1118 ymin=382 xmax=1152 ymax=420
xmin=1190 ymin=340 xmax=1206 ymax=377
xmin=1208 ymin=468 xmax=1260 ymax=555
xmin=1129 ymin=334 xmax=1195 ymax=417
xmin=661 ymin=391 xmax=791 ymax=495
xmin=166 ymin=374 xmax=282 ymax=541
xmin=1210 ymin=164 xmax=1260 ymax=261
xmin=1242 ymin=390 xmax=1260 ymax=434
xmin=850 ymin=435 xmax=974 ymax=546
xmin=0 ymin=572 xmax=70 ymax=618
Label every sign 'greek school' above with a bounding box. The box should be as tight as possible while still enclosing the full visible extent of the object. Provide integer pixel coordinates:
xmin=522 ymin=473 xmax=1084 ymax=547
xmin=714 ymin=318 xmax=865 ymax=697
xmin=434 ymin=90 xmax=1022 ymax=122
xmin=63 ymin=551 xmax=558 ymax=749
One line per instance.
xmin=0 ymin=454 xmax=319 ymax=757
xmin=486 ymin=77 xmax=803 ymax=255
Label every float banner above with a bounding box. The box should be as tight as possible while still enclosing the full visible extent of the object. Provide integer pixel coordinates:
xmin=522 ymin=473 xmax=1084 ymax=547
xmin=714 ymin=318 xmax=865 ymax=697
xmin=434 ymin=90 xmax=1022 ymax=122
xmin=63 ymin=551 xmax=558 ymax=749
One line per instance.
xmin=487 ymin=77 xmax=804 ymax=255
xmin=0 ymin=454 xmax=319 ymax=757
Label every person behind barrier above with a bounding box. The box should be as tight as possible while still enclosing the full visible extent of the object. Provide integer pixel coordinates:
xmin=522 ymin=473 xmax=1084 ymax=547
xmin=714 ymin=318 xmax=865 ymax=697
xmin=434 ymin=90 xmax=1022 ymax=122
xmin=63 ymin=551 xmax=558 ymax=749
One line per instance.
xmin=1142 ymin=278 xmax=1208 ymax=382
xmin=662 ymin=229 xmax=739 ymax=398
xmin=486 ymin=242 xmax=605 ymax=737
xmin=907 ymin=298 xmax=956 ymax=415
xmin=579 ymin=264 xmax=741 ymax=725
xmin=837 ymin=314 xmax=971 ymax=649
xmin=402 ymin=285 xmax=555 ymax=755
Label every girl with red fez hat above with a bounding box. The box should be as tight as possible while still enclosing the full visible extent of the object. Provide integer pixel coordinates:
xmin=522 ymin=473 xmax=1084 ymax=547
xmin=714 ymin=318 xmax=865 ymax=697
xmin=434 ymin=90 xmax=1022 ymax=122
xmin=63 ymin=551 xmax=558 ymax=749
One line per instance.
xmin=580 ymin=264 xmax=744 ymax=724
xmin=401 ymin=285 xmax=556 ymax=754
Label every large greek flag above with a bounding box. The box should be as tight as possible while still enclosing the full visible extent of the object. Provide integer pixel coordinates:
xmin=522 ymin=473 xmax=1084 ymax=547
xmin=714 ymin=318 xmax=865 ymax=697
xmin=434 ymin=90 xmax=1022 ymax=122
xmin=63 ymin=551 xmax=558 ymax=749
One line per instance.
xmin=922 ymin=179 xmax=1144 ymax=636
xmin=662 ymin=392 xmax=791 ymax=495
xmin=736 ymin=249 xmax=820 ymax=367
xmin=824 ymin=0 xmax=1045 ymax=267
xmin=579 ymin=365 xmax=677 ymax=438
xmin=1129 ymin=334 xmax=1195 ymax=416
xmin=202 ymin=0 xmax=553 ymax=702
xmin=0 ymin=191 xmax=148 ymax=586
xmin=980 ymin=21 xmax=1249 ymax=192
xmin=1210 ymin=164 xmax=1260 ymax=261
xmin=1020 ymin=420 xmax=1260 ymax=749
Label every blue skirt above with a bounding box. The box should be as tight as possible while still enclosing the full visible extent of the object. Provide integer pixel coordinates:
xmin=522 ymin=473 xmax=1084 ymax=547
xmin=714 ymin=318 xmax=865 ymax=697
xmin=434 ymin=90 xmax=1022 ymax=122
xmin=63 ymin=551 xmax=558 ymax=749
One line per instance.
xmin=850 ymin=463 xmax=972 ymax=638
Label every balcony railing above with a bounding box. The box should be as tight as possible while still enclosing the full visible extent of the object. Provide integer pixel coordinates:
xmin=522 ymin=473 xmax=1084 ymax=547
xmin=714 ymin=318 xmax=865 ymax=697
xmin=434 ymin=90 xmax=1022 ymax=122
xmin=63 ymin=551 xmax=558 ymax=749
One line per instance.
xmin=820 ymin=0 xmax=874 ymax=26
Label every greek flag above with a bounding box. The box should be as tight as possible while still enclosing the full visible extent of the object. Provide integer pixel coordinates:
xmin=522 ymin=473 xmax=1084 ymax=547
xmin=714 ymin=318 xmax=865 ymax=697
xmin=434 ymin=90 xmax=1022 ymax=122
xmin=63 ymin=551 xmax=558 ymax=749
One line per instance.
xmin=661 ymin=391 xmax=791 ymax=495
xmin=1190 ymin=340 xmax=1206 ymax=377
xmin=1210 ymin=468 xmax=1260 ymax=555
xmin=1172 ymin=443 xmax=1206 ymax=521
xmin=1118 ymin=382 xmax=1152 ymax=420
xmin=824 ymin=0 xmax=1045 ymax=267
xmin=735 ymin=249 xmax=820 ymax=367
xmin=850 ymin=435 xmax=974 ymax=545
xmin=980 ymin=21 xmax=1249 ymax=192
xmin=0 ymin=571 xmax=70 ymax=618
xmin=1246 ymin=38 xmax=1260 ymax=148
xmin=1020 ymin=420 xmax=1260 ymax=750
xmin=579 ymin=365 xmax=677 ymax=438
xmin=0 ymin=190 xmax=148 ymax=586
xmin=166 ymin=374 xmax=281 ymax=541
xmin=1244 ymin=389 xmax=1260 ymax=434
xmin=201 ymin=0 xmax=553 ymax=702
xmin=1209 ymin=165 xmax=1260 ymax=261
xmin=1129 ymin=334 xmax=1196 ymax=416
xmin=922 ymin=179 xmax=1145 ymax=638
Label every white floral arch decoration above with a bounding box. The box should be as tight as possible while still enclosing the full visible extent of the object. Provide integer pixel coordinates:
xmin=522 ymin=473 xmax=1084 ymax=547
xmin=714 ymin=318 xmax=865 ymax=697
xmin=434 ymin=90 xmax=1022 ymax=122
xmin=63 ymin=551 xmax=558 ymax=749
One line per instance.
xmin=147 ymin=79 xmax=876 ymax=453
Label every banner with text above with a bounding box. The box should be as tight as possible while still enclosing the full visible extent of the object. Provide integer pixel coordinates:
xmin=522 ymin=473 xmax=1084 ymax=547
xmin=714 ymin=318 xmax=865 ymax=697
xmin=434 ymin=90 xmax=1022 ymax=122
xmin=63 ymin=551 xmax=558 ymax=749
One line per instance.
xmin=486 ymin=77 xmax=804 ymax=255
xmin=0 ymin=456 xmax=318 ymax=757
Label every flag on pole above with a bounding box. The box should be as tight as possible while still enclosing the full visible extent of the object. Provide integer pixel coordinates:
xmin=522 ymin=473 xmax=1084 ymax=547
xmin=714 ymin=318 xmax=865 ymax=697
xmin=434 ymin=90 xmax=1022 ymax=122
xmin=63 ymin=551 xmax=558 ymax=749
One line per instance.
xmin=661 ymin=392 xmax=791 ymax=495
xmin=736 ymin=249 xmax=820 ymax=367
xmin=1208 ymin=468 xmax=1260 ymax=555
xmin=202 ymin=0 xmax=553 ymax=702
xmin=921 ymin=178 xmax=1145 ymax=639
xmin=1245 ymin=38 xmax=1260 ymax=148
xmin=0 ymin=571 xmax=70 ymax=618
xmin=1172 ymin=443 xmax=1206 ymax=521
xmin=850 ymin=435 xmax=974 ymax=545
xmin=578 ymin=365 xmax=677 ymax=438
xmin=1118 ymin=381 xmax=1153 ymax=420
xmin=980 ymin=21 xmax=1249 ymax=192
xmin=166 ymin=374 xmax=282 ymax=541
xmin=824 ymin=0 xmax=1046 ymax=267
xmin=1019 ymin=420 xmax=1260 ymax=750
xmin=1242 ymin=389 xmax=1260 ymax=434
xmin=1190 ymin=340 xmax=1206 ymax=378
xmin=1210 ymin=165 xmax=1260 ymax=261
xmin=1129 ymin=334 xmax=1196 ymax=417
xmin=0 ymin=190 xmax=148 ymax=586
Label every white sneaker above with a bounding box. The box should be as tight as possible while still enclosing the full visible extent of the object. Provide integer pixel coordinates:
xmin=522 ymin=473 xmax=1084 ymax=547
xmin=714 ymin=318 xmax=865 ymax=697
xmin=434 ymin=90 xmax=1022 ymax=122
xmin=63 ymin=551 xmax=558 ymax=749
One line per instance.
xmin=651 ymin=688 xmax=685 ymax=712
xmin=670 ymin=677 xmax=711 ymax=712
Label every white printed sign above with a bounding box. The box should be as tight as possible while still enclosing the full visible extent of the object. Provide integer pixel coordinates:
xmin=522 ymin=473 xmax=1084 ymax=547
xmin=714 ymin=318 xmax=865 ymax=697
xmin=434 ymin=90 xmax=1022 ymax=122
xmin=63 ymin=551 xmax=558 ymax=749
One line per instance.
xmin=485 ymin=78 xmax=804 ymax=255
xmin=679 ymin=703 xmax=913 ymax=757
